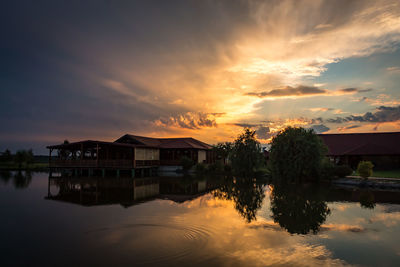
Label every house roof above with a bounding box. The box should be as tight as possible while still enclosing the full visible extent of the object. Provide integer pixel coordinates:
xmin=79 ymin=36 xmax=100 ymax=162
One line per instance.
xmin=46 ymin=140 xmax=146 ymax=149
xmin=318 ymin=132 xmax=400 ymax=156
xmin=114 ymin=134 xmax=212 ymax=150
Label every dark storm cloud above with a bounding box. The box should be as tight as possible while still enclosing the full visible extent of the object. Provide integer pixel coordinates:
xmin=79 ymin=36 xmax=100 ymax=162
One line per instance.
xmin=340 ymin=125 xmax=361 ymax=130
xmin=0 ymin=1 xmax=252 ymax=153
xmin=256 ymin=126 xmax=274 ymax=140
xmin=327 ymin=106 xmax=400 ymax=123
xmin=245 ymin=85 xmax=326 ymax=98
xmin=311 ymin=117 xmax=324 ymax=124
xmin=309 ymin=124 xmax=330 ymax=133
xmin=233 ymin=123 xmax=261 ymax=128
xmin=246 ymin=86 xmax=373 ymax=98
xmin=338 ymin=88 xmax=372 ymax=93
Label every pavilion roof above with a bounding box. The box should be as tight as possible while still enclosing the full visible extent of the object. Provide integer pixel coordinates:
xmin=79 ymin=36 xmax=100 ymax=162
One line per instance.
xmin=114 ymin=134 xmax=212 ymax=150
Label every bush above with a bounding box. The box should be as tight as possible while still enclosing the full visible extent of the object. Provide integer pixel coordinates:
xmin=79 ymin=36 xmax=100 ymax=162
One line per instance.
xmin=319 ymin=158 xmax=335 ymax=181
xmin=357 ymin=161 xmax=374 ymax=179
xmin=180 ymin=156 xmax=195 ymax=171
xmin=224 ymin=164 xmax=232 ymax=172
xmin=269 ymin=127 xmax=327 ymax=183
xmin=333 ymin=165 xmax=353 ymax=178
xmin=208 ymin=160 xmax=224 ymax=173
xmin=195 ymin=163 xmax=207 ymax=173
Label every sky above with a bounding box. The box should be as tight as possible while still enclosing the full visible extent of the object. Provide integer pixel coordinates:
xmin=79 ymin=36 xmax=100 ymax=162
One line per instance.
xmin=1 ymin=0 xmax=400 ymax=154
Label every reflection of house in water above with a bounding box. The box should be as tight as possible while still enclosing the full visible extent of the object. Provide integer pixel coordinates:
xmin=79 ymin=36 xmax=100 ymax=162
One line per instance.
xmin=46 ymin=175 xmax=217 ymax=207
xmin=159 ymin=177 xmax=218 ymax=203
xmin=46 ymin=177 xmax=160 ymax=207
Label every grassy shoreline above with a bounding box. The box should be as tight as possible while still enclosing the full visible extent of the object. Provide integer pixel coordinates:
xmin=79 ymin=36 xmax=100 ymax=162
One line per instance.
xmin=354 ymin=169 xmax=400 ymax=179
xmin=0 ymin=162 xmax=49 ymax=171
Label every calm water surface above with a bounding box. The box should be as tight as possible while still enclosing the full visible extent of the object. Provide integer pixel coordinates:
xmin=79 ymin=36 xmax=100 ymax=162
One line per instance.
xmin=1 ymin=172 xmax=400 ymax=266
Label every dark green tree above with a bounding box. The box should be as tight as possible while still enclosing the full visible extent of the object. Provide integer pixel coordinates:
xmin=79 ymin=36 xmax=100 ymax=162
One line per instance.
xmin=25 ymin=149 xmax=34 ymax=167
xmin=230 ymin=129 xmax=264 ymax=176
xmin=14 ymin=150 xmax=27 ymax=169
xmin=180 ymin=156 xmax=194 ymax=171
xmin=212 ymin=142 xmax=233 ymax=164
xmin=0 ymin=149 xmax=12 ymax=162
xmin=269 ymin=127 xmax=327 ymax=183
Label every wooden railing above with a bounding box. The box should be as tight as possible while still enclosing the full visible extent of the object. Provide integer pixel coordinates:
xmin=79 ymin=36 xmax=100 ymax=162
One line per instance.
xmin=50 ymin=159 xmax=133 ymax=168
xmin=50 ymin=159 xmax=161 ymax=168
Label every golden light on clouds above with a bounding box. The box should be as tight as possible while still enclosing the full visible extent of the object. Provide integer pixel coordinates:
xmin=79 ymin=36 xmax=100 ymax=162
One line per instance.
xmin=2 ymin=0 xmax=400 ymax=151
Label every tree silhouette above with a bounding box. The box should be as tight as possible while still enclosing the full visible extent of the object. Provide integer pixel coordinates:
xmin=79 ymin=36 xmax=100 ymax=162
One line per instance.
xmin=230 ymin=129 xmax=264 ymax=176
xmin=269 ymin=127 xmax=327 ymax=183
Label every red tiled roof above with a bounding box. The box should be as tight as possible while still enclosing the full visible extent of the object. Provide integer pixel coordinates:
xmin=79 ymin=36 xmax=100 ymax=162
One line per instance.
xmin=114 ymin=134 xmax=212 ymax=150
xmin=318 ymin=132 xmax=400 ymax=156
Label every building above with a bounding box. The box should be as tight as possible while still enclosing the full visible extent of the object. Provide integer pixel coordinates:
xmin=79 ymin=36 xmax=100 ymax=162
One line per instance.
xmin=318 ymin=132 xmax=400 ymax=169
xmin=47 ymin=134 xmax=215 ymax=177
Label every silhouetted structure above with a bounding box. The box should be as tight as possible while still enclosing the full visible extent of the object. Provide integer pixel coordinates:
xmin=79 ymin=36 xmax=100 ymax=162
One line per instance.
xmin=318 ymin=132 xmax=400 ymax=169
xmin=47 ymin=134 xmax=215 ymax=177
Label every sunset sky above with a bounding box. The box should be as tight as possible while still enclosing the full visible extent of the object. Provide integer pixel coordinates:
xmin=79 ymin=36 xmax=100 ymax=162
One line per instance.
xmin=1 ymin=0 xmax=400 ymax=154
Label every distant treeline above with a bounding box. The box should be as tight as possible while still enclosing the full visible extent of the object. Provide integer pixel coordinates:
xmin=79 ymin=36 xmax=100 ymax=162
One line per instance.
xmin=0 ymin=149 xmax=48 ymax=170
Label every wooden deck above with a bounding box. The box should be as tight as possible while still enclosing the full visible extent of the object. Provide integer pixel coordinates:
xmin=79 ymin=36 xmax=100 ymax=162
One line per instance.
xmin=50 ymin=159 xmax=159 ymax=169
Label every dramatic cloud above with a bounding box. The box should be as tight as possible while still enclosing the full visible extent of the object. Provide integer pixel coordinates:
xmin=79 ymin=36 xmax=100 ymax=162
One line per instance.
xmin=327 ymin=106 xmax=400 ymax=123
xmin=245 ymin=86 xmax=326 ymax=98
xmin=233 ymin=123 xmax=261 ymax=128
xmin=154 ymin=112 xmax=218 ymax=129
xmin=1 ymin=0 xmax=400 ymax=152
xmin=309 ymin=124 xmax=330 ymax=133
xmin=256 ymin=126 xmax=275 ymax=140
xmin=246 ymin=86 xmax=372 ymax=98
xmin=337 ymin=125 xmax=361 ymax=131
xmin=339 ymin=88 xmax=372 ymax=93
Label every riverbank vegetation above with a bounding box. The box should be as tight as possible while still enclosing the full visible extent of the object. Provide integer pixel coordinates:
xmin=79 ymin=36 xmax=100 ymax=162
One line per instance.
xmin=0 ymin=149 xmax=48 ymax=170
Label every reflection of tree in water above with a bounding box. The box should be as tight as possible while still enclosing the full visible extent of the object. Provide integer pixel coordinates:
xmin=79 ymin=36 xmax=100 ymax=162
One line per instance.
xmin=0 ymin=171 xmax=12 ymax=184
xmin=0 ymin=170 xmax=32 ymax=189
xmin=270 ymin=183 xmax=331 ymax=234
xmin=359 ymin=190 xmax=375 ymax=209
xmin=213 ymin=176 xmax=265 ymax=223
xmin=12 ymin=171 xmax=32 ymax=189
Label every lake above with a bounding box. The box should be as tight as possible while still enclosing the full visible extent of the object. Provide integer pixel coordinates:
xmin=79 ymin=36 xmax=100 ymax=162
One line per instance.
xmin=1 ymin=171 xmax=400 ymax=266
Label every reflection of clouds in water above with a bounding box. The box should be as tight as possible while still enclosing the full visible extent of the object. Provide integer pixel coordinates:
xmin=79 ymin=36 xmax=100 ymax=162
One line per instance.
xmin=89 ymin=193 xmax=354 ymax=266
xmin=249 ymin=220 xmax=367 ymax=234
xmin=370 ymin=212 xmax=400 ymax=227
xmin=320 ymin=223 xmax=366 ymax=233
xmin=229 ymin=243 xmax=351 ymax=267
xmin=334 ymin=204 xmax=351 ymax=212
